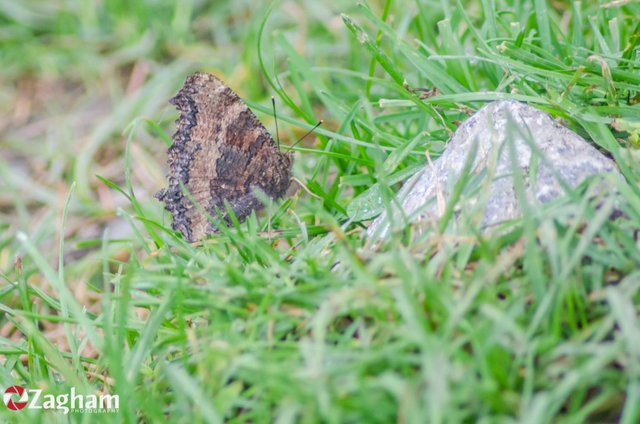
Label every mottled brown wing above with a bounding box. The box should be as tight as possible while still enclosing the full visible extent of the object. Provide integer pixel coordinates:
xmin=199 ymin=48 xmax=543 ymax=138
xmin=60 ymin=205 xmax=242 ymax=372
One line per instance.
xmin=156 ymin=72 xmax=292 ymax=242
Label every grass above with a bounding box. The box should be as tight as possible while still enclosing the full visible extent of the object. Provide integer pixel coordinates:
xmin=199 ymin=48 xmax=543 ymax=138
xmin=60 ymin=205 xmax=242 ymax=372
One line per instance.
xmin=1 ymin=0 xmax=639 ymax=422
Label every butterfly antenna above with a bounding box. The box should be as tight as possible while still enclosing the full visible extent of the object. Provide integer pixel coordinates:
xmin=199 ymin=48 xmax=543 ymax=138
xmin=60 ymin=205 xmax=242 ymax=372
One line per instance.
xmin=290 ymin=120 xmax=323 ymax=150
xmin=272 ymin=96 xmax=280 ymax=149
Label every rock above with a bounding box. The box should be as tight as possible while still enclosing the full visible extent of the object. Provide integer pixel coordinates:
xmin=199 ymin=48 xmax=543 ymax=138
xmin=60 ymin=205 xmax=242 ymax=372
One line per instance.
xmin=367 ymin=100 xmax=622 ymax=239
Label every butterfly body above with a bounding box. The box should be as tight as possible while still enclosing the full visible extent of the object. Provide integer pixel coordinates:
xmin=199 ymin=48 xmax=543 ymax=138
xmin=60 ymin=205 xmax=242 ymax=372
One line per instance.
xmin=156 ymin=72 xmax=292 ymax=242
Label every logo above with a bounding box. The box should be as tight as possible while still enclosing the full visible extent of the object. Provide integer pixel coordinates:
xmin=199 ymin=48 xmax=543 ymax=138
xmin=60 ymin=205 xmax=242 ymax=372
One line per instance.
xmin=2 ymin=386 xmax=118 ymax=414
xmin=3 ymin=386 xmax=28 ymax=410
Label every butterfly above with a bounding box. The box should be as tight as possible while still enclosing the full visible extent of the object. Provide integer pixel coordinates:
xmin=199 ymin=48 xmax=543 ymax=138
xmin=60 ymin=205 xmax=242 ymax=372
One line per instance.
xmin=156 ymin=73 xmax=293 ymax=242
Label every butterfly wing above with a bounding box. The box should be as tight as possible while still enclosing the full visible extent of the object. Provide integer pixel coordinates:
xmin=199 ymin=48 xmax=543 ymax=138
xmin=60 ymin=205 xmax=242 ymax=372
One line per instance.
xmin=156 ymin=73 xmax=292 ymax=242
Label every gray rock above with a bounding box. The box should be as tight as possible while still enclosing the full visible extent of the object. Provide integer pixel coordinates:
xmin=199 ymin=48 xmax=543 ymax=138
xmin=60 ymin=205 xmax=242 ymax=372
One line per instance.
xmin=367 ymin=100 xmax=622 ymax=239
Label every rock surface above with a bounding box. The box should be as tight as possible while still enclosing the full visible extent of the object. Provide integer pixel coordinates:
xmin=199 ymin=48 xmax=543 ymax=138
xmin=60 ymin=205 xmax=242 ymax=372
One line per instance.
xmin=367 ymin=100 xmax=622 ymax=238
